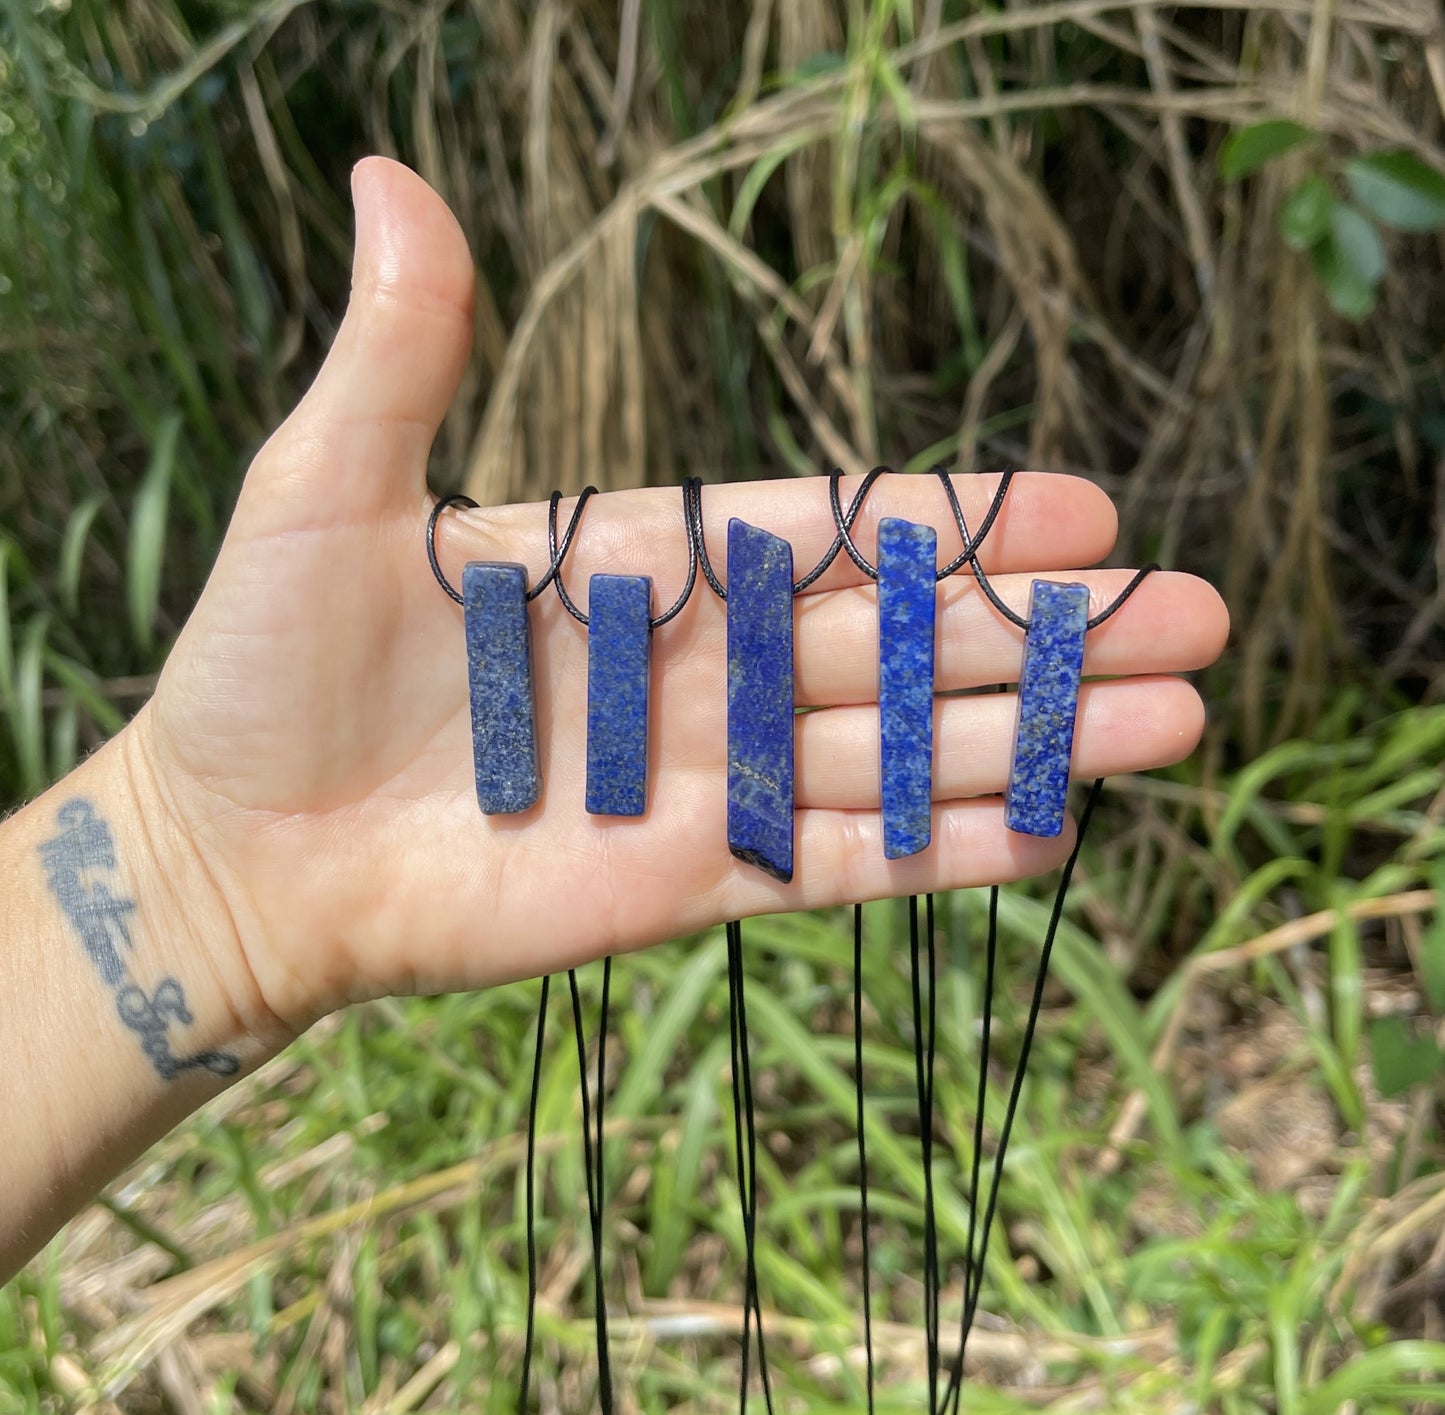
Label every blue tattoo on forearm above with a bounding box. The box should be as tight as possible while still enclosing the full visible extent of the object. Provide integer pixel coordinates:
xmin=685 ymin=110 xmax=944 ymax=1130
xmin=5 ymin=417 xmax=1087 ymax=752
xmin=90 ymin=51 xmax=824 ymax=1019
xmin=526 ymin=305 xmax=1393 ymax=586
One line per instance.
xmin=38 ymin=798 xmax=239 ymax=1081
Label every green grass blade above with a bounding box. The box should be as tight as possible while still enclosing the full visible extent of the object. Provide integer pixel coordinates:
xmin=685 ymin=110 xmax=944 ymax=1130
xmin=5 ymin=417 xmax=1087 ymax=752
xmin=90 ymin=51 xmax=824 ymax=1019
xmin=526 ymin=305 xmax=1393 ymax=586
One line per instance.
xmin=128 ymin=412 xmax=182 ymax=656
xmin=13 ymin=613 xmax=51 ymax=798
xmin=58 ymin=492 xmax=105 ymax=620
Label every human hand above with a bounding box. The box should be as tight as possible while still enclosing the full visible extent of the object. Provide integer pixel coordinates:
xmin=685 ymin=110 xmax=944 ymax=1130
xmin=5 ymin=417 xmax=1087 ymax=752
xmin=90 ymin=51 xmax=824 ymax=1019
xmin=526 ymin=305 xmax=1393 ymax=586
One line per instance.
xmin=130 ymin=157 xmax=1228 ymax=1045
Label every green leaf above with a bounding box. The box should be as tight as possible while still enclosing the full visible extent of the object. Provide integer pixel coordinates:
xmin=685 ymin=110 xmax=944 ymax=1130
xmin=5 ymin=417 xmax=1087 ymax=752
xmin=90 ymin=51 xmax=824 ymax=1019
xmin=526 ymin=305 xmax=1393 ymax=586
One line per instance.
xmin=611 ymin=938 xmax=724 ymax=1118
xmin=872 ymin=53 xmax=917 ymax=137
xmin=1280 ymin=176 xmax=1333 ymax=250
xmin=49 ymin=697 xmax=77 ymax=780
xmin=1369 ymin=1015 xmax=1441 ymax=1097
xmin=14 ymin=613 xmax=51 ymax=797
xmin=1330 ymin=202 xmax=1387 ymax=284
xmin=58 ymin=492 xmax=105 ymax=619
xmin=1301 ymin=1342 xmax=1445 ymax=1414
xmin=1310 ymin=203 xmax=1386 ymax=320
xmin=645 ymin=1037 xmax=724 ymax=1293
xmin=1219 ymin=120 xmax=1314 ymax=181
xmin=0 ymin=539 xmax=19 ymax=713
xmin=729 ymin=133 xmax=816 ymax=240
xmin=42 ymin=649 xmax=126 ymax=737
xmin=1345 ymin=150 xmax=1445 ymax=232
xmin=128 ymin=412 xmax=182 ymax=656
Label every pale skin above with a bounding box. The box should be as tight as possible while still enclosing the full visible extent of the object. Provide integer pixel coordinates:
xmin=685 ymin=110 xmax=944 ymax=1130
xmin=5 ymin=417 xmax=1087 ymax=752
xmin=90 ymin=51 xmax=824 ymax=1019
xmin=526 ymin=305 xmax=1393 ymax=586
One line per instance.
xmin=0 ymin=157 xmax=1229 ymax=1283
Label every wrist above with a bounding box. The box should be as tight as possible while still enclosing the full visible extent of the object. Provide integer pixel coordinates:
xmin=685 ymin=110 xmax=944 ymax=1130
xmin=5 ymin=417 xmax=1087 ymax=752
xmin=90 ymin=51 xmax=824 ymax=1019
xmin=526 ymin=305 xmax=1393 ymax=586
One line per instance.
xmin=114 ymin=712 xmax=298 ymax=1064
xmin=0 ymin=723 xmax=289 ymax=1277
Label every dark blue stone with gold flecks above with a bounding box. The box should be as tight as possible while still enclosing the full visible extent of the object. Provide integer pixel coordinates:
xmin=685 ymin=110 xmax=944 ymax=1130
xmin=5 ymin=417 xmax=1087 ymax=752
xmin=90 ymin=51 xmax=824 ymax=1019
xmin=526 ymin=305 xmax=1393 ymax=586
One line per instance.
xmin=878 ymin=517 xmax=937 ymax=859
xmin=1005 ymin=580 xmax=1090 ymax=837
xmin=463 ymin=561 xmax=540 ymax=815
xmin=586 ymin=573 xmax=652 ymax=816
xmin=726 ymin=519 xmax=795 ymax=883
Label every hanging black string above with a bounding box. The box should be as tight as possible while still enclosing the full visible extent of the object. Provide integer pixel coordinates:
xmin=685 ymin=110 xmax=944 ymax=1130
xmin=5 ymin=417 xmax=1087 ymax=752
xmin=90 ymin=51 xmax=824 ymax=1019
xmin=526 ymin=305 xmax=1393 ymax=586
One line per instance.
xmin=517 ymin=974 xmax=551 ymax=1414
xmin=909 ymin=896 xmax=942 ymax=1414
xmin=960 ymin=686 xmax=1009 ymax=1358
xmin=853 ymin=904 xmax=875 ymax=1415
xmin=568 ymin=963 xmax=615 ymax=1414
xmin=926 ymin=894 xmax=940 ymax=1411
xmin=726 ymin=922 xmax=776 ymax=1414
xmin=427 ymin=473 xmax=1153 ymax=1411
xmin=595 ymin=956 xmax=613 ymax=1331
xmin=961 ymin=883 xmax=999 ymax=1334
xmin=940 ymin=778 xmax=1106 ymax=1410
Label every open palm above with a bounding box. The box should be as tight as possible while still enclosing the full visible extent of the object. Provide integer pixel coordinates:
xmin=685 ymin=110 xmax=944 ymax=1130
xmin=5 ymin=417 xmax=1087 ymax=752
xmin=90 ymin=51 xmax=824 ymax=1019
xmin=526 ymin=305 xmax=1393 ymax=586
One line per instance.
xmin=137 ymin=158 xmax=1228 ymax=1037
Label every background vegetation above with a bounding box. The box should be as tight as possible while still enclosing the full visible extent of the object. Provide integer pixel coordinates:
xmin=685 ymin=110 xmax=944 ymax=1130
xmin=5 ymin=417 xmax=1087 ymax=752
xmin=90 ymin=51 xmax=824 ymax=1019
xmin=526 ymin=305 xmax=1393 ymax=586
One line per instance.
xmin=2 ymin=0 xmax=1445 ymax=1409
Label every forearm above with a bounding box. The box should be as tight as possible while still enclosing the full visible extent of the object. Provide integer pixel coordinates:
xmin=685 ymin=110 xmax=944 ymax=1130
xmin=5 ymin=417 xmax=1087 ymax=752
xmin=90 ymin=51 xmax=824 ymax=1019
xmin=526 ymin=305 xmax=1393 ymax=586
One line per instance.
xmin=0 ymin=723 xmax=283 ymax=1282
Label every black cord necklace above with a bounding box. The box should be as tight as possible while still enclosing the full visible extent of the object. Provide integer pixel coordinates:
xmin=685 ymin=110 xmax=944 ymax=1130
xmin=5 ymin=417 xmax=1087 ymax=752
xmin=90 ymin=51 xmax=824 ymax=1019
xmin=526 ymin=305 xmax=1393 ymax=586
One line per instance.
xmin=427 ymin=467 xmax=1156 ymax=1409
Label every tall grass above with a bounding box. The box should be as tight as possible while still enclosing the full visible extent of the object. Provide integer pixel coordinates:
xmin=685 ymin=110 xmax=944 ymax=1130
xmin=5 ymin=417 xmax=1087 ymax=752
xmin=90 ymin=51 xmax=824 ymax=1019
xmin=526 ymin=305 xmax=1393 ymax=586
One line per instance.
xmin=3 ymin=1 xmax=1445 ymax=1411
xmin=7 ymin=724 xmax=1445 ymax=1409
xmin=1 ymin=0 xmax=1443 ymax=784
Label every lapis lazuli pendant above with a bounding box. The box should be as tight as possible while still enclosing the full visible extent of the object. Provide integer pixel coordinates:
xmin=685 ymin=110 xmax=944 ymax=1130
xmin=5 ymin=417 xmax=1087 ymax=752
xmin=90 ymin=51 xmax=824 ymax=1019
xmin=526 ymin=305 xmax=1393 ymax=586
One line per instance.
xmin=877 ymin=518 xmax=937 ymax=859
xmin=463 ymin=561 xmax=541 ymax=815
xmin=1004 ymin=580 xmax=1090 ymax=837
xmin=726 ymin=519 xmax=795 ymax=883
xmin=586 ymin=573 xmax=652 ymax=816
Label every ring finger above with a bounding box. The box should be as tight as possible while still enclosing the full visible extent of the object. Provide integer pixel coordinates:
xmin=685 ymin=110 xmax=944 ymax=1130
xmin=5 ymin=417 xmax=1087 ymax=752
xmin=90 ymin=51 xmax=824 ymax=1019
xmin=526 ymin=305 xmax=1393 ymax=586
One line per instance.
xmin=793 ymin=676 xmax=1204 ymax=810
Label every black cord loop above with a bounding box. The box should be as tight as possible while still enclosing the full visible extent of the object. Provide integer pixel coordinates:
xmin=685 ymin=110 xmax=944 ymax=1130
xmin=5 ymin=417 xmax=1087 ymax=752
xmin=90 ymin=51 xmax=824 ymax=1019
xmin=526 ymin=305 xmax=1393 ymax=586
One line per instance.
xmin=431 ymin=473 xmax=1160 ymax=638
xmin=1088 ymin=563 xmax=1157 ymax=630
xmin=544 ymin=487 xmax=600 ymax=622
xmin=692 ymin=464 xmax=1012 ymax=601
xmin=685 ymin=476 xmax=729 ymax=602
xmin=652 ymin=493 xmax=701 ymax=629
xmin=934 ymin=465 xmax=1014 ymax=579
xmin=547 ymin=484 xmax=701 ymax=629
xmin=425 ymin=492 xmax=480 ymax=606
xmin=820 ymin=465 xmax=1015 ymax=586
xmin=425 ymin=487 xmax=601 ymax=611
xmin=796 ymin=466 xmax=890 ymax=590
xmin=823 ymin=467 xmax=887 ymax=583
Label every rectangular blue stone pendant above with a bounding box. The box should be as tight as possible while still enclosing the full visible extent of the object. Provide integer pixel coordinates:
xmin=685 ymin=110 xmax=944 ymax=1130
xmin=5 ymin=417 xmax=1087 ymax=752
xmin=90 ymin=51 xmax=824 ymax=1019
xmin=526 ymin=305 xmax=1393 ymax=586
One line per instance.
xmin=1004 ymin=580 xmax=1090 ymax=837
xmin=462 ymin=561 xmax=541 ymax=815
xmin=726 ymin=519 xmax=795 ymax=883
xmin=586 ymin=573 xmax=652 ymax=816
xmin=877 ymin=517 xmax=938 ymax=859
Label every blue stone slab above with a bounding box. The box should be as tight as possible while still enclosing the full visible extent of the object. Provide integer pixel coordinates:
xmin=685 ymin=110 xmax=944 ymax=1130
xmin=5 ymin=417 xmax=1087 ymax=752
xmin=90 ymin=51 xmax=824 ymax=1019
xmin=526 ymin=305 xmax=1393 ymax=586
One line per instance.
xmin=586 ymin=573 xmax=652 ymax=816
xmin=1004 ymin=580 xmax=1090 ymax=837
xmin=462 ymin=561 xmax=540 ymax=815
xmin=726 ymin=519 xmax=795 ymax=883
xmin=877 ymin=518 xmax=938 ymax=859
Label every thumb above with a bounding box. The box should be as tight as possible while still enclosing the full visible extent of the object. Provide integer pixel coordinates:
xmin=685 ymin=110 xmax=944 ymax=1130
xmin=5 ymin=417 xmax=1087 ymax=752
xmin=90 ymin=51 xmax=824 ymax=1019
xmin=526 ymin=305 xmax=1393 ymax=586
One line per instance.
xmin=238 ymin=156 xmax=475 ymax=527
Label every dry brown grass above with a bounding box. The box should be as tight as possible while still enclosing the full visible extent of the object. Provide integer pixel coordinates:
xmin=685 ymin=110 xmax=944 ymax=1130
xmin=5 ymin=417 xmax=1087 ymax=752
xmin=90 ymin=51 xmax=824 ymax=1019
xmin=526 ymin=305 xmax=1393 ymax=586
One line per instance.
xmin=6 ymin=5 xmax=1445 ymax=1408
xmin=5 ymin=0 xmax=1442 ymax=753
xmin=374 ymin=0 xmax=1445 ymax=751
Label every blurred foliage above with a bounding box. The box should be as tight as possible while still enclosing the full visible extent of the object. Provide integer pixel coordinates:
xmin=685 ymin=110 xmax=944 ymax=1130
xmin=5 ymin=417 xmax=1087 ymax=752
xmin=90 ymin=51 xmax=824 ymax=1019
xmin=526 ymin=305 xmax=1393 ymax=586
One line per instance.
xmin=2 ymin=0 xmax=1445 ymax=1410
xmin=1 ymin=0 xmax=1443 ymax=786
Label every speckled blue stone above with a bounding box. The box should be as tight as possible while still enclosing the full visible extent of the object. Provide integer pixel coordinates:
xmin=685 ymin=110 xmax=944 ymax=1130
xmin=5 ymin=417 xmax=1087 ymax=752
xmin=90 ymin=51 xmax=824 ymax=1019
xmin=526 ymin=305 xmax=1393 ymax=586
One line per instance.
xmin=463 ymin=562 xmax=540 ymax=815
xmin=1005 ymin=580 xmax=1090 ymax=837
xmin=726 ymin=519 xmax=795 ymax=883
xmin=586 ymin=573 xmax=652 ymax=816
xmin=878 ymin=518 xmax=937 ymax=859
